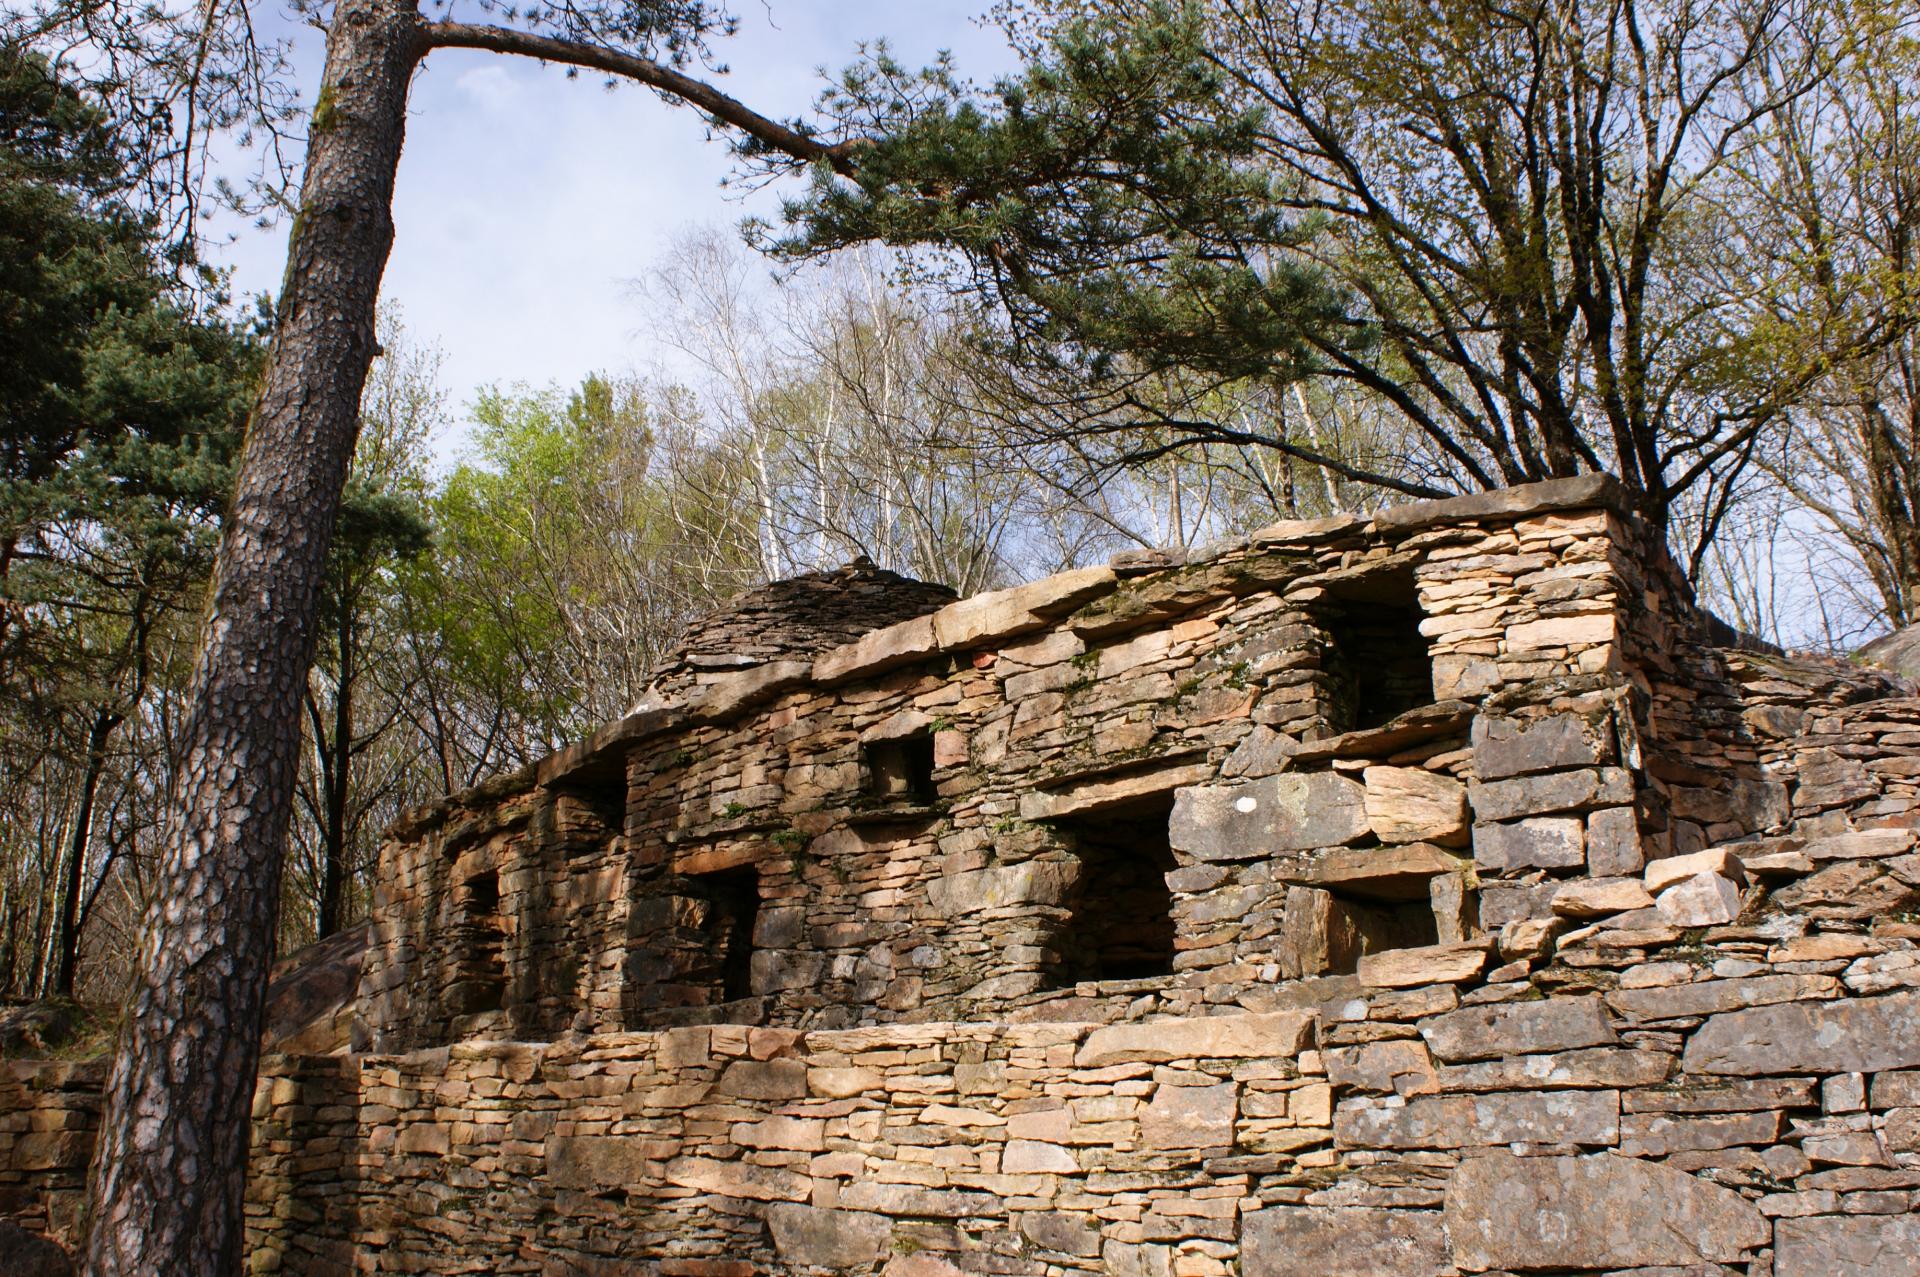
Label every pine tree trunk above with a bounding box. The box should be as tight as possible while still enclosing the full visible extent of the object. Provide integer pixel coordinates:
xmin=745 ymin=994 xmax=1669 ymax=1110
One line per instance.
xmin=83 ymin=1 xmax=422 ymax=1268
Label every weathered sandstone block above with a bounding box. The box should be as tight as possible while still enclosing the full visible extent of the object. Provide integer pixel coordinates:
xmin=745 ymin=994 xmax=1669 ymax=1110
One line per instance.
xmin=1075 ymin=1010 xmax=1313 ymax=1066
xmin=1356 ymin=940 xmax=1492 ymax=989
xmin=1684 ymin=990 xmax=1920 ymax=1075
xmin=1471 ymin=712 xmax=1609 ymax=780
xmin=1475 ymin=816 xmax=1585 ymax=870
xmin=1469 ymin=767 xmax=1632 ymax=823
xmin=1362 ymin=767 xmax=1469 ymax=845
xmin=1552 ymin=877 xmax=1654 ymax=917
xmin=1335 ymin=1089 xmax=1619 ymax=1149
xmin=1242 ymin=1207 xmax=1450 ymax=1277
xmin=1775 ymin=1214 xmax=1920 ymax=1277
xmin=1141 ymin=1082 xmax=1236 ymax=1149
xmin=1654 ymin=871 xmax=1744 ymax=925
xmin=766 ymin=1205 xmax=893 ymax=1268
xmin=1445 ymin=1151 xmax=1768 ymax=1271
xmin=1169 ymin=774 xmax=1369 ymax=860
xmin=1419 ymin=997 xmax=1617 ymax=1062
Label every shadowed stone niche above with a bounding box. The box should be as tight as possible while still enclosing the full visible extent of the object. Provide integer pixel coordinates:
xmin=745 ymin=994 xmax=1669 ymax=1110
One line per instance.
xmin=1316 ymin=566 xmax=1435 ymax=731
xmin=1047 ymin=796 xmax=1180 ymax=986
xmin=444 ymin=859 xmax=505 ymax=1029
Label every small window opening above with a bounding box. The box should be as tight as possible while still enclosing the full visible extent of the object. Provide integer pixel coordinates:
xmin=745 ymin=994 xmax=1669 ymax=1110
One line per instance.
xmin=1320 ymin=570 xmax=1434 ymax=732
xmin=448 ymin=867 xmax=506 ymax=1015
xmin=689 ymin=865 xmax=760 ymax=1003
xmin=1046 ymin=797 xmax=1179 ymax=986
xmin=865 ymin=736 xmax=936 ymax=804
xmin=553 ymin=776 xmax=626 ymax=855
xmin=1299 ymin=887 xmax=1441 ymax=977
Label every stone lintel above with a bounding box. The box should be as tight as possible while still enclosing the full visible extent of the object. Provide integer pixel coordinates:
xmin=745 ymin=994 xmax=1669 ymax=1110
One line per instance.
xmin=1369 ymin=473 xmax=1630 ymax=535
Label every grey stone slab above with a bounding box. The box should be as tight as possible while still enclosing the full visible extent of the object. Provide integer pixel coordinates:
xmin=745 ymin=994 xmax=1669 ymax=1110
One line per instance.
xmin=767 ymin=1205 xmax=893 ymax=1267
xmin=1169 ymin=773 xmax=1369 ymax=861
xmin=1445 ymin=1150 xmax=1769 ymax=1271
xmin=1334 ymin=1089 xmax=1620 ymax=1149
xmin=1776 ymin=1214 xmax=1920 ymax=1277
xmin=1472 ymin=713 xmax=1609 ymax=780
xmin=1469 ymin=767 xmax=1633 ymax=823
xmin=1420 ymin=997 xmax=1618 ymax=1062
xmin=1684 ymin=990 xmax=1920 ymax=1076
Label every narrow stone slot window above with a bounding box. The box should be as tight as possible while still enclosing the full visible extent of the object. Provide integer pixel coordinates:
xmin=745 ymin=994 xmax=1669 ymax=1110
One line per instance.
xmin=1320 ymin=569 xmax=1435 ymax=731
xmin=448 ymin=867 xmax=506 ymax=1015
xmin=689 ymin=865 xmax=760 ymax=1004
xmin=1046 ymin=799 xmax=1180 ymax=986
xmin=865 ymin=736 xmax=936 ymax=804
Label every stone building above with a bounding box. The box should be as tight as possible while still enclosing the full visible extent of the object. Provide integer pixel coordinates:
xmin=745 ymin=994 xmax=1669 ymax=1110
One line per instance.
xmin=5 ymin=474 xmax=1920 ymax=1276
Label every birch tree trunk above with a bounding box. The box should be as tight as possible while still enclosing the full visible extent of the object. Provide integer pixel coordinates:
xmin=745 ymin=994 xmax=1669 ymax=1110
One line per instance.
xmin=83 ymin=0 xmax=422 ymax=1267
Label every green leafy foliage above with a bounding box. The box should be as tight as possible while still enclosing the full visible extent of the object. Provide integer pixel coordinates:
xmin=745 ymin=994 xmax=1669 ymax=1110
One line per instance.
xmin=763 ymin=3 xmax=1345 ymax=388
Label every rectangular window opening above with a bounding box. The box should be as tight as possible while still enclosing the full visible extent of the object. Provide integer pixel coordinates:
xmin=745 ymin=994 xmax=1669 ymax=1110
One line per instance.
xmin=1044 ymin=796 xmax=1179 ymax=987
xmin=1319 ymin=570 xmax=1435 ymax=732
xmin=449 ymin=867 xmax=506 ymax=1015
xmin=689 ymin=865 xmax=760 ymax=1004
xmin=1302 ymin=888 xmax=1441 ymax=977
xmin=865 ymin=736 xmax=936 ymax=804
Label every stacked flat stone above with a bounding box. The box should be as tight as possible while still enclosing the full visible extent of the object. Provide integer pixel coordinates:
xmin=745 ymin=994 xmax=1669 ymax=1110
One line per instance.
xmin=638 ymin=559 xmax=958 ymax=708
xmin=6 ymin=475 xmax=1920 ymax=1275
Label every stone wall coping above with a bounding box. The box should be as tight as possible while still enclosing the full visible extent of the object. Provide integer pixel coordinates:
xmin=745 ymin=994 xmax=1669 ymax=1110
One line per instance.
xmin=1366 ymin=472 xmax=1630 ymax=533
xmin=334 ymin=1006 xmax=1321 ymax=1073
xmin=387 ymin=475 xmax=1631 ymax=839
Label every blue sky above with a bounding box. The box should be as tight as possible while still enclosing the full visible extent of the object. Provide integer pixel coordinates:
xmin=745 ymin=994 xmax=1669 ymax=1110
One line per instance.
xmin=214 ymin=3 xmax=1013 ymax=434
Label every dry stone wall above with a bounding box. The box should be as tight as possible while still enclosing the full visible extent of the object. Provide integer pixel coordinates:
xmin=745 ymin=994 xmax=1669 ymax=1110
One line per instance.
xmin=7 ymin=476 xmax=1920 ymax=1275
xmin=361 ymin=476 xmax=1791 ymax=1051
xmin=239 ymin=863 xmax=1920 ymax=1277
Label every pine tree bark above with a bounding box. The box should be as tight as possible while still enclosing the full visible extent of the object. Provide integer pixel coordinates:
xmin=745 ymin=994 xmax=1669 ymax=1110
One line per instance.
xmin=79 ymin=4 xmax=853 ymax=1264
xmin=82 ymin=0 xmax=424 ymax=1268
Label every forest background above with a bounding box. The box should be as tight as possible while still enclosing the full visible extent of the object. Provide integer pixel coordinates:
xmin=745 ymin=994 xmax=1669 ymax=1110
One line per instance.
xmin=4 ymin=0 xmax=1918 ymax=1015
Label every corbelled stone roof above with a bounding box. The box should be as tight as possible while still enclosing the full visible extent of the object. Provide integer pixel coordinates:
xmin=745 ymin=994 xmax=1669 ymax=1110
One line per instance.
xmin=639 ymin=558 xmax=957 ymax=705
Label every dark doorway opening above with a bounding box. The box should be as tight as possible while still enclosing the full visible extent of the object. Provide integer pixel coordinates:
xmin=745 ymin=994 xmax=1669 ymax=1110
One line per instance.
xmin=689 ymin=865 xmax=760 ymax=1003
xmin=1319 ymin=569 xmax=1435 ymax=731
xmin=1048 ymin=796 xmax=1180 ymax=986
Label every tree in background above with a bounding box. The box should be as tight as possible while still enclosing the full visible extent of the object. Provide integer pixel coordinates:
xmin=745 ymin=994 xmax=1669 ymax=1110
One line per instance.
xmin=8 ymin=0 xmax=861 ymax=1258
xmin=285 ymin=313 xmax=436 ymax=943
xmin=0 ymin=47 xmax=260 ymax=1001
xmin=1730 ymin=3 xmax=1920 ymax=636
xmin=772 ymin=0 xmax=1892 ymax=576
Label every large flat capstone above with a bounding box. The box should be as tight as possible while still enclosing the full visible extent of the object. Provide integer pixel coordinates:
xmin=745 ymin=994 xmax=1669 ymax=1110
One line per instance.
xmin=1445 ymin=1150 xmax=1768 ymax=1271
xmin=1169 ymin=774 xmax=1368 ymax=861
xmin=1683 ymin=990 xmax=1920 ymax=1075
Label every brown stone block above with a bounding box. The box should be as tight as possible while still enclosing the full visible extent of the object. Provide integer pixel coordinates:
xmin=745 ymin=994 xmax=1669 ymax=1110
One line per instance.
xmin=1242 ymin=1206 xmax=1450 ymax=1277
xmin=1685 ymin=990 xmax=1920 ymax=1076
xmin=1419 ymin=997 xmax=1618 ymax=1062
xmin=1775 ymin=1214 xmax=1920 ymax=1277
